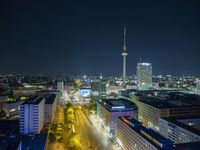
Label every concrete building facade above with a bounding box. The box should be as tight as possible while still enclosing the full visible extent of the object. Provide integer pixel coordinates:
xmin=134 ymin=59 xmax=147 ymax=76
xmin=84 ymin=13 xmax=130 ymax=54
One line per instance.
xmin=97 ymin=98 xmax=137 ymax=136
xmin=160 ymin=117 xmax=200 ymax=144
xmin=117 ymin=116 xmax=173 ymax=150
xmin=44 ymin=94 xmax=56 ymax=124
xmin=132 ymin=93 xmax=200 ymax=131
xmin=20 ymin=96 xmax=45 ymax=134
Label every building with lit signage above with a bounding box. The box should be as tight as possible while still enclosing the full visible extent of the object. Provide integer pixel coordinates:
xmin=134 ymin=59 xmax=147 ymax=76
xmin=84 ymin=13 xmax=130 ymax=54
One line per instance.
xmin=116 ymin=116 xmax=173 ymax=150
xmin=78 ymin=87 xmax=91 ymax=98
xmin=97 ymin=98 xmax=137 ymax=136
xmin=160 ymin=116 xmax=200 ymax=144
xmin=137 ymin=62 xmax=152 ymax=90
xmin=132 ymin=92 xmax=200 ymax=131
xmin=20 ymin=96 xmax=45 ymax=134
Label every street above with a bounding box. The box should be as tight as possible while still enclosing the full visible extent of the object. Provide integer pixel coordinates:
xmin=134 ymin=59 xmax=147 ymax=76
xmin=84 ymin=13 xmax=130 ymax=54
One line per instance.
xmin=74 ymin=106 xmax=114 ymax=150
xmin=46 ymin=88 xmax=116 ymax=150
xmin=46 ymin=107 xmax=65 ymax=150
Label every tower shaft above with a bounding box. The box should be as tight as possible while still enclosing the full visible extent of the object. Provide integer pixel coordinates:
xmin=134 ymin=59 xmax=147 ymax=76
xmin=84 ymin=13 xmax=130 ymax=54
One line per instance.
xmin=122 ymin=27 xmax=127 ymax=88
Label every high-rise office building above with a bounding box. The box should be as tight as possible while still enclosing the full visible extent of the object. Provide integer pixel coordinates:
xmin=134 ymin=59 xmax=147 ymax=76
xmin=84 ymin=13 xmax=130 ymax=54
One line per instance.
xmin=91 ymin=79 xmax=106 ymax=101
xmin=20 ymin=96 xmax=45 ymax=134
xmin=57 ymin=81 xmax=64 ymax=91
xmin=137 ymin=62 xmax=152 ymax=90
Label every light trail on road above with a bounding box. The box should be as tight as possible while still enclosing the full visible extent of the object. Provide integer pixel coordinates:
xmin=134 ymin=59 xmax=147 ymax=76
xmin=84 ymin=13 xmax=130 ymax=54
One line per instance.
xmin=74 ymin=107 xmax=114 ymax=150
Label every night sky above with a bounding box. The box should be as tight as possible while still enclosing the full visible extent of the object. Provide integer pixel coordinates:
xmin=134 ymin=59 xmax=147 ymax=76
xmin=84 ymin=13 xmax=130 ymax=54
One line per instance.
xmin=0 ymin=0 xmax=200 ymax=76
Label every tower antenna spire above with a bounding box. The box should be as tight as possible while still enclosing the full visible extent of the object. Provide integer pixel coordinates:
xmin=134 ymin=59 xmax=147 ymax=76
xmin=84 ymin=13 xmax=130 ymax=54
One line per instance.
xmin=123 ymin=26 xmax=126 ymax=52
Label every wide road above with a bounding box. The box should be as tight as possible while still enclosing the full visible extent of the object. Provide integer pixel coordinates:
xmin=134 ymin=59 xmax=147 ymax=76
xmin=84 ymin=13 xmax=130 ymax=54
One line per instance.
xmin=46 ymin=106 xmax=65 ymax=150
xmin=74 ymin=107 xmax=114 ymax=150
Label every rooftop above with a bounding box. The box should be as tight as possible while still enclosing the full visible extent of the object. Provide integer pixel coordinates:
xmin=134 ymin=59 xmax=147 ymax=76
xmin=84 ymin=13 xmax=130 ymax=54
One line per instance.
xmin=134 ymin=92 xmax=200 ymax=109
xmin=0 ymin=120 xmax=19 ymax=150
xmin=0 ymin=119 xmax=19 ymax=136
xmin=45 ymin=94 xmax=56 ymax=104
xmin=99 ymin=98 xmax=137 ymax=112
xmin=21 ymin=96 xmax=44 ymax=105
xmin=173 ymin=142 xmax=200 ymax=150
xmin=20 ymin=131 xmax=48 ymax=150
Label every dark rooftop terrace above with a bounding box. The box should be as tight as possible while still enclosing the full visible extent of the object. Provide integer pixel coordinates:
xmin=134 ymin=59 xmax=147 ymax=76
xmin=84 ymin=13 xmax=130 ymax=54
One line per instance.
xmin=45 ymin=94 xmax=56 ymax=104
xmin=135 ymin=92 xmax=200 ymax=109
xmin=21 ymin=96 xmax=44 ymax=105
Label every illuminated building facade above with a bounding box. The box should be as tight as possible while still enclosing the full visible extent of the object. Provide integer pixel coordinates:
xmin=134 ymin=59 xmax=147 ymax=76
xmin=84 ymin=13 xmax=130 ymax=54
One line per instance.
xmin=160 ymin=116 xmax=200 ymax=144
xmin=116 ymin=116 xmax=173 ymax=150
xmin=44 ymin=94 xmax=56 ymax=124
xmin=78 ymin=87 xmax=91 ymax=98
xmin=91 ymin=79 xmax=106 ymax=101
xmin=137 ymin=62 xmax=152 ymax=90
xmin=97 ymin=98 xmax=137 ymax=136
xmin=132 ymin=93 xmax=200 ymax=131
xmin=57 ymin=81 xmax=64 ymax=91
xmin=20 ymin=96 xmax=45 ymax=134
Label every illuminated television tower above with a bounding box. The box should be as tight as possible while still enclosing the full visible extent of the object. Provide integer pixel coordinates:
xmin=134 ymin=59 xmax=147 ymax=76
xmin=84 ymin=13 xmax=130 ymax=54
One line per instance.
xmin=122 ymin=27 xmax=127 ymax=88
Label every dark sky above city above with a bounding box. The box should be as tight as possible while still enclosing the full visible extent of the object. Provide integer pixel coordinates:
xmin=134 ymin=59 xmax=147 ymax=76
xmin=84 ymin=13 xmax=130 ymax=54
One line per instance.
xmin=0 ymin=0 xmax=200 ymax=76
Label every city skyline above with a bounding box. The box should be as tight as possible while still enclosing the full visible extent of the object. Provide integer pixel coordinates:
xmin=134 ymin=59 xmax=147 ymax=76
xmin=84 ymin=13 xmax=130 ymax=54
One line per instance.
xmin=1 ymin=1 xmax=200 ymax=150
xmin=1 ymin=0 xmax=200 ymax=76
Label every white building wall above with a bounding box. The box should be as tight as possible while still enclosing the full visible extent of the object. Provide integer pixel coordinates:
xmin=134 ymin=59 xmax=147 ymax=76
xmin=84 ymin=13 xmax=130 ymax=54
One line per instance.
xmin=159 ymin=118 xmax=200 ymax=144
xmin=19 ymin=98 xmax=45 ymax=134
xmin=38 ymin=99 xmax=44 ymax=133
xmin=117 ymin=119 xmax=159 ymax=150
xmin=44 ymin=99 xmax=56 ymax=123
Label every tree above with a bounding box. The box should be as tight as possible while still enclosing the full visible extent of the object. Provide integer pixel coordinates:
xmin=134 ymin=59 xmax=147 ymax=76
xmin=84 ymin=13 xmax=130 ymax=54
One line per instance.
xmin=68 ymin=133 xmax=81 ymax=150
xmin=67 ymin=108 xmax=74 ymax=114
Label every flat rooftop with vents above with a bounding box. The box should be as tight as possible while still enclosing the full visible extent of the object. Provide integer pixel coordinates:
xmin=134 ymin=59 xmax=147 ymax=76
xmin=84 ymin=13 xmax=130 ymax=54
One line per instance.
xmin=98 ymin=98 xmax=137 ymax=112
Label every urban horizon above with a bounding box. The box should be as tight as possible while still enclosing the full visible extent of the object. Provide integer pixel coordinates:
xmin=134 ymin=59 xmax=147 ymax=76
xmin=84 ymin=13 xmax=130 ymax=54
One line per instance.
xmin=1 ymin=1 xmax=200 ymax=150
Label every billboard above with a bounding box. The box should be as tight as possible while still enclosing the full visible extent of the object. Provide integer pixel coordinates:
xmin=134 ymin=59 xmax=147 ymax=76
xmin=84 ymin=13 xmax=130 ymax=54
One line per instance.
xmin=78 ymin=88 xmax=91 ymax=98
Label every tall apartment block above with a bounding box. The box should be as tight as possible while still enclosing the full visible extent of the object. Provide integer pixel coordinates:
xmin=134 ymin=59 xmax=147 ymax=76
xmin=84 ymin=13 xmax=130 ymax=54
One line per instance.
xmin=20 ymin=96 xmax=45 ymax=134
xmin=44 ymin=94 xmax=56 ymax=124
